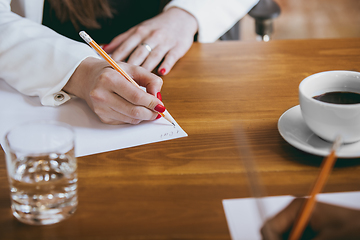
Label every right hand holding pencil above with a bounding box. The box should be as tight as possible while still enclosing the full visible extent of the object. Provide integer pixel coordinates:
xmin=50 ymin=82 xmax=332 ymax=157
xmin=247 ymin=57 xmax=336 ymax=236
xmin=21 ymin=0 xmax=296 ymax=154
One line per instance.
xmin=63 ymin=57 xmax=165 ymax=124
xmin=261 ymin=198 xmax=360 ymax=240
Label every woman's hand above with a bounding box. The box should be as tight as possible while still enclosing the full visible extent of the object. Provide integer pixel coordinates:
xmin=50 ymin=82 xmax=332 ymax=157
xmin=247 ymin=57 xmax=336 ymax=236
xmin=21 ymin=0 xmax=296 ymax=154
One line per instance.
xmin=261 ymin=198 xmax=360 ymax=240
xmin=63 ymin=57 xmax=165 ymax=125
xmin=103 ymin=7 xmax=198 ymax=76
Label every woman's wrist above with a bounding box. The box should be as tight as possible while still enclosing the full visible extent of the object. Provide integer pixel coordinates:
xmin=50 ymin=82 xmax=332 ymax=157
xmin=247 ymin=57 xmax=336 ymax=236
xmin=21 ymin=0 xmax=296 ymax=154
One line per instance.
xmin=63 ymin=57 xmax=109 ymax=100
xmin=165 ymin=7 xmax=198 ymax=36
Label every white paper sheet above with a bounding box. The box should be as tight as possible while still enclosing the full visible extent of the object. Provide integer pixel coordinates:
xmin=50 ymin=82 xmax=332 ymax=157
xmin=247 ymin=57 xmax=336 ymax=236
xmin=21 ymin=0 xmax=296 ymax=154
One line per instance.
xmin=0 ymin=80 xmax=187 ymax=157
xmin=223 ymin=191 xmax=360 ymax=240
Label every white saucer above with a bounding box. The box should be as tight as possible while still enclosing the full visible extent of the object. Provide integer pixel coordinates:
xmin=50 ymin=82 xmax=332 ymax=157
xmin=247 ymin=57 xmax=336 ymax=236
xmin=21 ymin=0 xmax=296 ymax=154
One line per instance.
xmin=278 ymin=105 xmax=360 ymax=158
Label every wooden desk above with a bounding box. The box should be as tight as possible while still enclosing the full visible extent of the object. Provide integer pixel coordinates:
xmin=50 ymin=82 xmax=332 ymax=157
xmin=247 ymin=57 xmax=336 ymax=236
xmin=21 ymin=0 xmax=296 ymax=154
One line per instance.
xmin=1 ymin=38 xmax=360 ymax=239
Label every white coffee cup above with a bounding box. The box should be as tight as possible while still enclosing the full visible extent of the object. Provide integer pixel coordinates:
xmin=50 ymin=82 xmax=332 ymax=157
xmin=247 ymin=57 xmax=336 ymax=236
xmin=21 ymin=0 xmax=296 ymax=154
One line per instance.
xmin=299 ymin=70 xmax=360 ymax=143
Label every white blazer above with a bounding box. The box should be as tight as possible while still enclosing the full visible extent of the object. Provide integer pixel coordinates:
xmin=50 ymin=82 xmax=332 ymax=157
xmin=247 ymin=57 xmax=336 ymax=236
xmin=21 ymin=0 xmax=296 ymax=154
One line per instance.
xmin=0 ymin=0 xmax=258 ymax=106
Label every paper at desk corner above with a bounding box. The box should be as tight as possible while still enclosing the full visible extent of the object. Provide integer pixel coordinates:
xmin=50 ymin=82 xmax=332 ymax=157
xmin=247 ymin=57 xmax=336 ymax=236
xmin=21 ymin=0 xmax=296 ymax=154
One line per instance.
xmin=0 ymin=80 xmax=187 ymax=157
xmin=222 ymin=191 xmax=360 ymax=240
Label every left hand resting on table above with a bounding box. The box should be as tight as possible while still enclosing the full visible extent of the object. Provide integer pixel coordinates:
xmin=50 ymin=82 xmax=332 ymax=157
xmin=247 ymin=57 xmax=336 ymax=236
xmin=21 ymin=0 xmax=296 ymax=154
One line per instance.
xmin=102 ymin=7 xmax=198 ymax=76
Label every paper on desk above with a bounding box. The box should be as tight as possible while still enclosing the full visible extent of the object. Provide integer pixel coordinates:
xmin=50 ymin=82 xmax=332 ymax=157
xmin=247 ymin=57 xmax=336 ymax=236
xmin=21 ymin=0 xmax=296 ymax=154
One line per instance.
xmin=223 ymin=191 xmax=360 ymax=240
xmin=0 ymin=80 xmax=187 ymax=157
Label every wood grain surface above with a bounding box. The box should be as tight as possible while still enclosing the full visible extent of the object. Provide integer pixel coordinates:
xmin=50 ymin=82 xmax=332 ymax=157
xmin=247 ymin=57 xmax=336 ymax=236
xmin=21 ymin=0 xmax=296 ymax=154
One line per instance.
xmin=1 ymin=38 xmax=360 ymax=239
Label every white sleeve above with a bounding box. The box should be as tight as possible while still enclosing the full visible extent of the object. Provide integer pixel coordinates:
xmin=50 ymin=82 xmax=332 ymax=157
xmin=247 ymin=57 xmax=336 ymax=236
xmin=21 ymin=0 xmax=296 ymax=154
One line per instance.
xmin=164 ymin=0 xmax=259 ymax=43
xmin=0 ymin=0 xmax=100 ymax=106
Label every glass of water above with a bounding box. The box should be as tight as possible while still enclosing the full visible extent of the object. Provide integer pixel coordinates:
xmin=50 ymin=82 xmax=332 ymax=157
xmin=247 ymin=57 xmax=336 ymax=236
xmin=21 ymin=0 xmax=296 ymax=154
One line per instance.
xmin=4 ymin=121 xmax=77 ymax=225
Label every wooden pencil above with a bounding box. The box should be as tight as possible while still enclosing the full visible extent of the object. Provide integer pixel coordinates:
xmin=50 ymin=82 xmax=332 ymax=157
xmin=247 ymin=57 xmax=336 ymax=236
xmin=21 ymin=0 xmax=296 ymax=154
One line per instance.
xmin=79 ymin=31 xmax=175 ymax=126
xmin=289 ymin=136 xmax=341 ymax=240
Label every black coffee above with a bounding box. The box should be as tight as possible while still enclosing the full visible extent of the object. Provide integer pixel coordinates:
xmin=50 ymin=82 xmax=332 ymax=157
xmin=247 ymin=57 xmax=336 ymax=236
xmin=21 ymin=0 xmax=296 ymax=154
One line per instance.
xmin=313 ymin=91 xmax=360 ymax=104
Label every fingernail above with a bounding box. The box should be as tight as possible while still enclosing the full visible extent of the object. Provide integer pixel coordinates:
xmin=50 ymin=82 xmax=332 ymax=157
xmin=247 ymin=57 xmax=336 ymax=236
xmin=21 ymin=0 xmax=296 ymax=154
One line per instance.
xmin=154 ymin=104 xmax=166 ymax=113
xmin=102 ymin=44 xmax=109 ymax=51
xmin=159 ymin=68 xmax=166 ymax=75
xmin=156 ymin=114 xmax=162 ymax=119
xmin=157 ymin=92 xmax=162 ymax=101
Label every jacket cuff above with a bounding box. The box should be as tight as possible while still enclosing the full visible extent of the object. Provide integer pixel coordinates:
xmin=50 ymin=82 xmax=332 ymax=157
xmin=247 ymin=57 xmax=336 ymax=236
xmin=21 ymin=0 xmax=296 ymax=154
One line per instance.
xmin=40 ymin=55 xmax=100 ymax=106
xmin=164 ymin=0 xmax=259 ymax=43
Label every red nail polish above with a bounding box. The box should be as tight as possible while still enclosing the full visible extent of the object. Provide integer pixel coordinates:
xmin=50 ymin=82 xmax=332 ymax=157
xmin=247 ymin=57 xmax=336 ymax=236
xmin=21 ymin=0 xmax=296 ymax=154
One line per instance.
xmin=157 ymin=92 xmax=162 ymax=101
xmin=102 ymin=44 xmax=109 ymax=51
xmin=156 ymin=114 xmax=162 ymax=119
xmin=159 ymin=68 xmax=166 ymax=75
xmin=154 ymin=104 xmax=166 ymax=113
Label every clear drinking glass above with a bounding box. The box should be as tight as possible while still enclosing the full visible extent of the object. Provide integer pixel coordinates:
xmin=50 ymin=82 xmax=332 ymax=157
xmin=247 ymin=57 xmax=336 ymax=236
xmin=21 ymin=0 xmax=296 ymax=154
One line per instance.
xmin=4 ymin=121 xmax=77 ymax=225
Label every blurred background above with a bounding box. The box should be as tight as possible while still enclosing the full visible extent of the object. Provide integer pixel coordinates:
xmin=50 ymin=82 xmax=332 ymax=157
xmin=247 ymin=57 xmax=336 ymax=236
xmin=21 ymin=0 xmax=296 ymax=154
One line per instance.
xmin=241 ymin=0 xmax=360 ymax=41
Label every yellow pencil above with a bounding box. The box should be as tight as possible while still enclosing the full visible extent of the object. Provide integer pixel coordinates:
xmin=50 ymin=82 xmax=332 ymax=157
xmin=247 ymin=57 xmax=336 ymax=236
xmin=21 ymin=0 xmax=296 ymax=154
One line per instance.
xmin=79 ymin=31 xmax=175 ymax=126
xmin=289 ymin=136 xmax=342 ymax=240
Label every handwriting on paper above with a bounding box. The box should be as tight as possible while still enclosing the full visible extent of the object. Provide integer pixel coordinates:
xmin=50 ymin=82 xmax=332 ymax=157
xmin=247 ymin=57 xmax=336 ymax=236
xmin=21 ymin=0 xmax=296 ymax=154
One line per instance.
xmin=160 ymin=129 xmax=181 ymax=138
